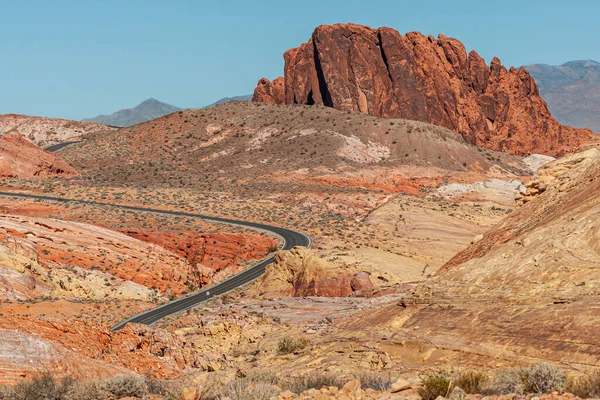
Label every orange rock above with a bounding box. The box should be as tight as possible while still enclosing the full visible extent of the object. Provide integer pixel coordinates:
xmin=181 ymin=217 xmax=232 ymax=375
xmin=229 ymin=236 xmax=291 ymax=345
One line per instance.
xmin=0 ymin=132 xmax=77 ymax=178
xmin=253 ymin=23 xmax=594 ymax=156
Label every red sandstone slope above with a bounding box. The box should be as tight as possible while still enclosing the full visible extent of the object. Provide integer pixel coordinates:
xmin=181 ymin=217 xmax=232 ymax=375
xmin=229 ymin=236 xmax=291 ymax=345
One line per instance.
xmin=0 ymin=132 xmax=77 ymax=178
xmin=254 ymin=23 xmax=594 ymax=156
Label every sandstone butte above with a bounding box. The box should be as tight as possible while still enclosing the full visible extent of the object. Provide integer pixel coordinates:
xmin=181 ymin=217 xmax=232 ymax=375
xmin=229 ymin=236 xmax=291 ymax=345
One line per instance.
xmin=0 ymin=132 xmax=77 ymax=178
xmin=253 ymin=23 xmax=594 ymax=156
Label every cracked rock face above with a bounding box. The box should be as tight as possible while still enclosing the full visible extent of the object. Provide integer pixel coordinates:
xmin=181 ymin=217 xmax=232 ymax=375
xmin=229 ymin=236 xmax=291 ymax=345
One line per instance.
xmin=253 ymin=23 xmax=593 ymax=156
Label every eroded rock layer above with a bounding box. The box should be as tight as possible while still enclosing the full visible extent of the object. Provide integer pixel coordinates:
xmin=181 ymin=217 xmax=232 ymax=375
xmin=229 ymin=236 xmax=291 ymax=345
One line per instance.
xmin=254 ymin=23 xmax=594 ymax=156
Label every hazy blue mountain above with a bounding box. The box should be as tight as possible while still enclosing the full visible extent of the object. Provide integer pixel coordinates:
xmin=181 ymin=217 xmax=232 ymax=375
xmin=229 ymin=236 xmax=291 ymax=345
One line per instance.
xmin=525 ymin=60 xmax=600 ymax=132
xmin=205 ymin=94 xmax=252 ymax=107
xmin=83 ymin=98 xmax=181 ymax=127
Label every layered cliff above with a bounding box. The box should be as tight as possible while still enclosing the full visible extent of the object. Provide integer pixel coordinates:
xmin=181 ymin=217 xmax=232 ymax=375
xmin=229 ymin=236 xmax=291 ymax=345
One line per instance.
xmin=254 ymin=23 xmax=594 ymax=156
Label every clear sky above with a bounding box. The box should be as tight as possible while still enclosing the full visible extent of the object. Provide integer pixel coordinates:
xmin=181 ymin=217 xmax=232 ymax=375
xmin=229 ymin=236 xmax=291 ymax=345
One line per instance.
xmin=1 ymin=0 xmax=597 ymax=120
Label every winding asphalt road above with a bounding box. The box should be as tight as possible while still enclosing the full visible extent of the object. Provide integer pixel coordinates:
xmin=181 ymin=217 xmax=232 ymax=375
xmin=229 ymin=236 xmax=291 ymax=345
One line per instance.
xmin=0 ymin=191 xmax=311 ymax=330
xmin=44 ymin=141 xmax=83 ymax=152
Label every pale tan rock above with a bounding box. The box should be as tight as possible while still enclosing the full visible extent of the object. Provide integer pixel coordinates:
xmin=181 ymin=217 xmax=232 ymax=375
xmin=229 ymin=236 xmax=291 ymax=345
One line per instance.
xmin=390 ymin=378 xmax=411 ymax=393
xmin=180 ymin=386 xmax=200 ymax=400
xmin=251 ymin=247 xmax=373 ymax=298
xmin=0 ymin=113 xmax=112 ymax=147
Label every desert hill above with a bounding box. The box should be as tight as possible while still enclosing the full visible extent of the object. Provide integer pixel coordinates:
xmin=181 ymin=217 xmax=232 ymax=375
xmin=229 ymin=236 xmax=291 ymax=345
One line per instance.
xmin=83 ymin=98 xmax=181 ymax=127
xmin=378 ymin=148 xmax=600 ymax=368
xmin=0 ymin=132 xmax=77 ymax=178
xmin=60 ymin=101 xmax=529 ymax=194
xmin=253 ymin=23 xmax=593 ymax=156
xmin=526 ymin=60 xmax=600 ymax=132
xmin=0 ymin=113 xmax=112 ymax=147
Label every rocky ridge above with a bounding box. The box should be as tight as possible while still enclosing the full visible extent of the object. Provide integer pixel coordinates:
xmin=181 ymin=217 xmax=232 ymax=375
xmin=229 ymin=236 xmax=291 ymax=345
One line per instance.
xmin=0 ymin=114 xmax=112 ymax=147
xmin=254 ymin=23 xmax=594 ymax=156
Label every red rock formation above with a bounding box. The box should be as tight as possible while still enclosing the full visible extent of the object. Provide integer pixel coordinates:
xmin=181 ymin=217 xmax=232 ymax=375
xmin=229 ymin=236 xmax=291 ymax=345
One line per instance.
xmin=252 ymin=77 xmax=285 ymax=104
xmin=253 ymin=23 xmax=594 ymax=156
xmin=0 ymin=132 xmax=77 ymax=178
xmin=0 ymin=316 xmax=201 ymax=384
xmin=251 ymin=247 xmax=374 ymax=298
xmin=124 ymin=231 xmax=277 ymax=285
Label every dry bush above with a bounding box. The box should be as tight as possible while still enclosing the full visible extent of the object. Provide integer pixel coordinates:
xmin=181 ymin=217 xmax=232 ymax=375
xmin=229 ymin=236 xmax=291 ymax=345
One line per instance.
xmin=277 ymin=336 xmax=310 ymax=354
xmin=568 ymin=370 xmax=600 ymax=399
xmin=221 ymin=377 xmax=279 ymax=400
xmin=101 ymin=375 xmax=146 ymax=398
xmin=488 ymin=364 xmax=566 ymax=395
xmin=418 ymin=371 xmax=454 ymax=400
xmin=490 ymin=368 xmax=525 ymax=395
xmin=355 ymin=372 xmax=393 ymax=391
xmin=521 ymin=363 xmax=566 ymax=394
xmin=0 ymin=372 xmax=74 ymax=400
xmin=64 ymin=381 xmax=101 ymax=400
xmin=454 ymin=370 xmax=488 ymax=394
xmin=284 ymin=372 xmax=343 ymax=394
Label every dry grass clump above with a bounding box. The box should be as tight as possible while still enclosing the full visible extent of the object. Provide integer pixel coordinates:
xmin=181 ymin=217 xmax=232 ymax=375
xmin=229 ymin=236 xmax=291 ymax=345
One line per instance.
xmin=277 ymin=336 xmax=311 ymax=354
xmin=418 ymin=371 xmax=454 ymax=400
xmin=418 ymin=364 xmax=568 ymax=399
xmin=284 ymin=372 xmax=343 ymax=394
xmin=454 ymin=370 xmax=488 ymax=394
xmin=0 ymin=373 xmax=176 ymax=400
xmin=568 ymin=370 xmax=600 ymax=399
xmin=355 ymin=372 xmax=393 ymax=391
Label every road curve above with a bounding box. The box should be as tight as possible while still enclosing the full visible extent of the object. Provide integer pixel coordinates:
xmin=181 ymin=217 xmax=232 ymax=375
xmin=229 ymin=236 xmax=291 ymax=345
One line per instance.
xmin=0 ymin=191 xmax=311 ymax=330
xmin=44 ymin=141 xmax=83 ymax=152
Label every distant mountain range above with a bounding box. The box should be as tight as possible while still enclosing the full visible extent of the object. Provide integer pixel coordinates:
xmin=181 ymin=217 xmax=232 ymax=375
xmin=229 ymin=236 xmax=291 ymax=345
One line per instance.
xmin=83 ymin=95 xmax=253 ymax=127
xmin=83 ymin=98 xmax=182 ymax=127
xmin=525 ymin=60 xmax=600 ymax=132
xmin=206 ymin=94 xmax=252 ymax=107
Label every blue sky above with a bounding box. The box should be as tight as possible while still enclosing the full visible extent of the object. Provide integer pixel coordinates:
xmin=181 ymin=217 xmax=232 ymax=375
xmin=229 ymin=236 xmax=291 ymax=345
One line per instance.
xmin=1 ymin=0 xmax=597 ymax=120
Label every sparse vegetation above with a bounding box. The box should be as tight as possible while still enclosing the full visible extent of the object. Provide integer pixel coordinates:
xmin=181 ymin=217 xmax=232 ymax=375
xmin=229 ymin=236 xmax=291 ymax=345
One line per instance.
xmin=568 ymin=370 xmax=600 ymax=399
xmin=454 ymin=370 xmax=488 ymax=394
xmin=418 ymin=371 xmax=454 ymax=400
xmin=277 ymin=336 xmax=310 ymax=354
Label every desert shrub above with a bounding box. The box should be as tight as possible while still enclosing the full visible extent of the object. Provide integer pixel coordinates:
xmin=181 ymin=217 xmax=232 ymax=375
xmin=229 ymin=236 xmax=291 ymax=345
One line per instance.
xmin=455 ymin=370 xmax=488 ymax=394
xmin=419 ymin=371 xmax=454 ymax=400
xmin=3 ymin=372 xmax=73 ymax=400
xmin=221 ymin=377 xmax=279 ymax=400
xmin=490 ymin=368 xmax=525 ymax=395
xmin=568 ymin=370 xmax=600 ymax=399
xmin=146 ymin=378 xmax=178 ymax=399
xmin=285 ymin=372 xmax=343 ymax=394
xmin=356 ymin=372 xmax=392 ymax=391
xmin=64 ymin=381 xmax=101 ymax=400
xmin=522 ymin=364 xmax=566 ymax=394
xmin=277 ymin=337 xmax=310 ymax=354
xmin=489 ymin=364 xmax=566 ymax=395
xmin=101 ymin=375 xmax=146 ymax=398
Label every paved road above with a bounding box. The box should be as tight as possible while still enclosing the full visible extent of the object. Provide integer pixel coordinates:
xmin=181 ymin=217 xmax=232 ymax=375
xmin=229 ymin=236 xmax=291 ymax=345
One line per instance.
xmin=0 ymin=191 xmax=311 ymax=330
xmin=44 ymin=141 xmax=83 ymax=152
